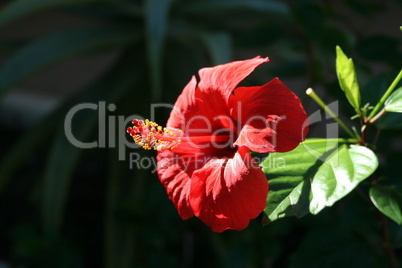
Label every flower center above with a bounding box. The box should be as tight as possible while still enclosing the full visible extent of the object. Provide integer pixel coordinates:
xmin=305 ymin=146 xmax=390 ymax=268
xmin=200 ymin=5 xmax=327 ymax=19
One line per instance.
xmin=128 ymin=119 xmax=236 ymax=153
xmin=127 ymin=119 xmax=183 ymax=150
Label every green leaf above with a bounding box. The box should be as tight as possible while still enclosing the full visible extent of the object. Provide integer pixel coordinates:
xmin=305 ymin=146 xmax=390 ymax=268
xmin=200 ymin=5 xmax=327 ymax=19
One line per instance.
xmin=309 ymin=144 xmax=378 ymax=214
xmin=0 ymin=25 xmax=138 ymax=99
xmin=145 ymin=0 xmax=172 ymax=101
xmin=0 ymin=0 xmax=108 ymax=29
xmin=262 ymin=139 xmax=378 ymax=223
xmin=370 ymin=186 xmax=402 ymax=225
xmin=336 ymin=46 xmax=361 ymax=112
xmin=262 ymin=139 xmax=337 ymax=222
xmin=384 ymin=87 xmax=402 ymax=112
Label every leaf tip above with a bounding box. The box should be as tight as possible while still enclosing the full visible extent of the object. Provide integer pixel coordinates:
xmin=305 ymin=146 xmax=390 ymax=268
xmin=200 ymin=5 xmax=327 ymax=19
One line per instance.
xmin=335 ymin=45 xmax=344 ymax=55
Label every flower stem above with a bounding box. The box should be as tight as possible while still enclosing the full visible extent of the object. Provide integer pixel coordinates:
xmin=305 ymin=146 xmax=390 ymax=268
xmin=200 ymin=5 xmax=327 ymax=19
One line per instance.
xmin=368 ymin=69 xmax=402 ymax=120
xmin=306 ymin=88 xmax=356 ymax=139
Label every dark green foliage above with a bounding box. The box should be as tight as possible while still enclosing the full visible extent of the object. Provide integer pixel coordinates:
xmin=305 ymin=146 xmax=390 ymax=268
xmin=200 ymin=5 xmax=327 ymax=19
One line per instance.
xmin=0 ymin=0 xmax=401 ymax=267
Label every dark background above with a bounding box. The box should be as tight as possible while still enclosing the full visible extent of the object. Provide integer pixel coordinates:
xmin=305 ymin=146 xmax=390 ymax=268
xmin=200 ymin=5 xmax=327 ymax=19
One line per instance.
xmin=0 ymin=0 xmax=401 ymax=267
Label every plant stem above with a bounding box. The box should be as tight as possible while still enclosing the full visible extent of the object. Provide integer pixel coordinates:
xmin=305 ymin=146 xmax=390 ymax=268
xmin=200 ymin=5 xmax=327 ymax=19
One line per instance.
xmin=359 ymin=108 xmax=387 ymax=145
xmin=306 ymin=88 xmax=356 ymax=139
xmin=378 ymin=210 xmax=399 ymax=268
xmin=370 ymin=173 xmax=399 ymax=268
xmin=368 ymin=69 xmax=402 ymax=120
xmin=369 ymin=108 xmax=387 ymax=125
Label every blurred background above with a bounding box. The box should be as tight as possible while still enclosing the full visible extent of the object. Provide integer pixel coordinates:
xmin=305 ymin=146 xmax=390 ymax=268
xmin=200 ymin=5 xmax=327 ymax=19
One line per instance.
xmin=0 ymin=0 xmax=401 ymax=267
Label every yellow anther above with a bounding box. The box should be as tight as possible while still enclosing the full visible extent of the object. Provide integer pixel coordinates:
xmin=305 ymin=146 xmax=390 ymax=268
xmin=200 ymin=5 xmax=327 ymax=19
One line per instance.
xmin=127 ymin=119 xmax=183 ymax=150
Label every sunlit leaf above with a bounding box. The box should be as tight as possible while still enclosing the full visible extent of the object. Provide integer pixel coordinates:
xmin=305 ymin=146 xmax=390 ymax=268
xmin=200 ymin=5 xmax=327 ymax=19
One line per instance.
xmin=309 ymin=144 xmax=378 ymax=214
xmin=370 ymin=186 xmax=402 ymax=225
xmin=336 ymin=46 xmax=361 ymax=112
xmin=262 ymin=139 xmax=337 ymax=223
xmin=384 ymin=87 xmax=402 ymax=113
xmin=0 ymin=25 xmax=138 ymax=99
xmin=261 ymin=139 xmax=378 ymax=223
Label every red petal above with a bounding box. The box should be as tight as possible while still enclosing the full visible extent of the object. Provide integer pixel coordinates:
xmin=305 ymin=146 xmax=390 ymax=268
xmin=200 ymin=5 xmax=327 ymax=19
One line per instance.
xmin=198 ymin=56 xmax=269 ymax=101
xmin=167 ymin=75 xmax=197 ymax=130
xmin=229 ymin=78 xmax=309 ymax=153
xmin=167 ymin=75 xmax=235 ymax=136
xmin=157 ymin=150 xmax=195 ymax=219
xmin=191 ymin=88 xmax=235 ymax=134
xmin=189 ymin=146 xmax=268 ymax=232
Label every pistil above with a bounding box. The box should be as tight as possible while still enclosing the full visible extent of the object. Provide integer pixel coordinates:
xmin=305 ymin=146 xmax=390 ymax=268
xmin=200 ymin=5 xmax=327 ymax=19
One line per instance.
xmin=127 ymin=119 xmax=183 ymax=150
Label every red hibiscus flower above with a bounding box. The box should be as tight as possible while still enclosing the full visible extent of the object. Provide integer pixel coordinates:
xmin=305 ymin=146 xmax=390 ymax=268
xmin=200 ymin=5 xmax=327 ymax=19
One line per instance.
xmin=127 ymin=57 xmax=309 ymax=232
